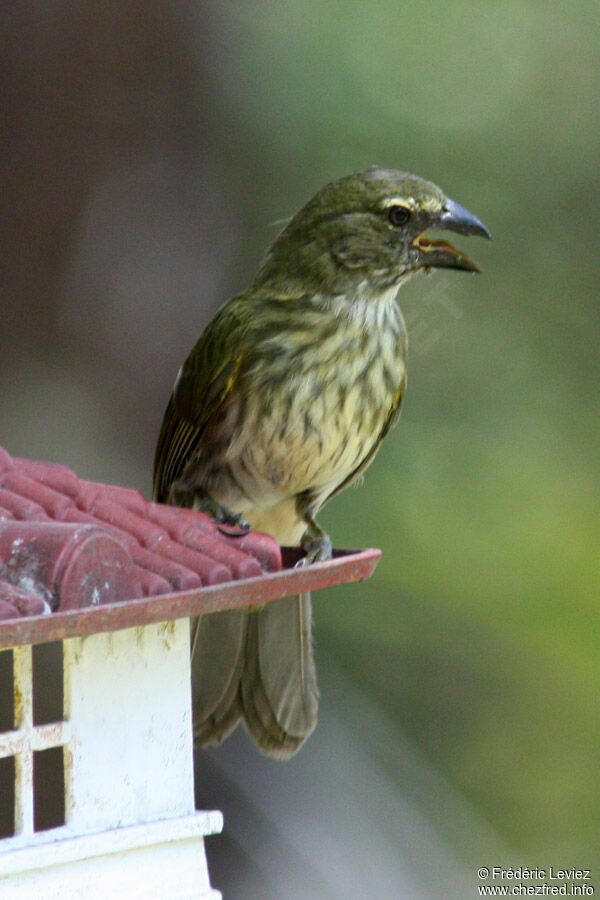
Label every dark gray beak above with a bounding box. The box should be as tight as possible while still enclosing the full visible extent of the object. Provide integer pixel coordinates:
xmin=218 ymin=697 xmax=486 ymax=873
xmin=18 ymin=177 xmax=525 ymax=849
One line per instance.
xmin=437 ymin=198 xmax=491 ymax=239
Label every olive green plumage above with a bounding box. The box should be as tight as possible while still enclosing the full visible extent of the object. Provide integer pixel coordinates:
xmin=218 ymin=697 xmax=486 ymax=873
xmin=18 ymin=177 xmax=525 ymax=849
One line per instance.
xmin=153 ymin=167 xmax=489 ymax=758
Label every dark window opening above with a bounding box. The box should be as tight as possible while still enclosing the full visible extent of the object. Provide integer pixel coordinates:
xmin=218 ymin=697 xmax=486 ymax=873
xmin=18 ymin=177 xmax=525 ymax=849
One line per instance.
xmin=0 ymin=755 xmax=15 ymax=838
xmin=32 ymin=642 xmax=63 ymax=726
xmin=0 ymin=650 xmax=14 ymax=733
xmin=33 ymin=746 xmax=65 ymax=832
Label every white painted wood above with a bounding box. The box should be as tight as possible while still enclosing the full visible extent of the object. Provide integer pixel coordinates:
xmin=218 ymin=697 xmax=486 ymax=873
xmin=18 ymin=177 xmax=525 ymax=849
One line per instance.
xmin=0 ymin=813 xmax=223 ymax=899
xmin=64 ymin=621 xmax=196 ymax=833
xmin=0 ymin=621 xmax=223 ymax=897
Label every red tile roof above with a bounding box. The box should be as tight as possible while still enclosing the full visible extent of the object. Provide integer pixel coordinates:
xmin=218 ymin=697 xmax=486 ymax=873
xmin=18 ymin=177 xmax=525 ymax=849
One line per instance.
xmin=0 ymin=446 xmax=282 ymax=618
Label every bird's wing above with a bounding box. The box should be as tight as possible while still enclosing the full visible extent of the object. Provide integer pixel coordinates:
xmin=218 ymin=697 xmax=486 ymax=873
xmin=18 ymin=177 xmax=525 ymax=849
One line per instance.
xmin=152 ymin=298 xmax=249 ymax=502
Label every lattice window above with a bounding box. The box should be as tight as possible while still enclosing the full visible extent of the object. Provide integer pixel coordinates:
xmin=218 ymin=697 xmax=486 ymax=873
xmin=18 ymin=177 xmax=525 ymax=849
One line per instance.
xmin=0 ymin=643 xmax=69 ymax=841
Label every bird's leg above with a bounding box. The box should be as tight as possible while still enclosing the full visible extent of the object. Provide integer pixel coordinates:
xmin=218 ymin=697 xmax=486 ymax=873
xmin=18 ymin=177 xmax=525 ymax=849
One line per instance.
xmin=169 ymin=481 xmax=250 ymax=532
xmin=295 ymin=496 xmax=333 ymax=565
xmin=300 ymin=520 xmax=332 ymax=565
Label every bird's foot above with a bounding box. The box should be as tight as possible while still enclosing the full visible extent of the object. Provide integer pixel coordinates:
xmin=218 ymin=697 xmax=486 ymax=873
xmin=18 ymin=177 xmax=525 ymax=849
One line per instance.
xmin=189 ymin=491 xmax=250 ymax=535
xmin=296 ymin=527 xmax=333 ymax=567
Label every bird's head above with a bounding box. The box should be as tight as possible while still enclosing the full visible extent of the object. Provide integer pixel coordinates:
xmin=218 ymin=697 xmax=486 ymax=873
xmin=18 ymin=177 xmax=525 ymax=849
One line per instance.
xmin=257 ymin=167 xmax=490 ymax=297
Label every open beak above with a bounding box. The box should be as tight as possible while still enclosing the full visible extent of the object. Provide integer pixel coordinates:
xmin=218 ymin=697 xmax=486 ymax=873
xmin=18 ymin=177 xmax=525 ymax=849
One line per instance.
xmin=412 ymin=197 xmax=490 ymax=273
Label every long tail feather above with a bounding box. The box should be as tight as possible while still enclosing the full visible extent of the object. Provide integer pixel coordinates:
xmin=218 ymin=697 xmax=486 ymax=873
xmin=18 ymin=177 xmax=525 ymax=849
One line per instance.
xmin=240 ymin=592 xmax=319 ymax=758
xmin=191 ymin=609 xmax=248 ymax=746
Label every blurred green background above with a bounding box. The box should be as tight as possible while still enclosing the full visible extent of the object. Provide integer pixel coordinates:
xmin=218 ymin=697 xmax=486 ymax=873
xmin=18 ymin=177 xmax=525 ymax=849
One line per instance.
xmin=1 ymin=1 xmax=598 ymax=895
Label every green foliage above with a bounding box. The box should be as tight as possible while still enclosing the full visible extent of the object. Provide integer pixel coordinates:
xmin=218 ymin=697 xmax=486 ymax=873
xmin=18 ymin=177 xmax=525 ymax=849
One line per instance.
xmin=208 ymin=0 xmax=600 ymax=865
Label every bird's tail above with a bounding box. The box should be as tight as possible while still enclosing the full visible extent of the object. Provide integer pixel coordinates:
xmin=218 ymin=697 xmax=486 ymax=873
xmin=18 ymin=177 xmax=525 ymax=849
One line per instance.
xmin=191 ymin=593 xmax=319 ymax=759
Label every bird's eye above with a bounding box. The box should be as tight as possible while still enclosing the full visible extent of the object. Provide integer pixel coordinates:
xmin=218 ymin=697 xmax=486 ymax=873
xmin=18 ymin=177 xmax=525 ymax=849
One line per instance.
xmin=387 ymin=205 xmax=411 ymax=227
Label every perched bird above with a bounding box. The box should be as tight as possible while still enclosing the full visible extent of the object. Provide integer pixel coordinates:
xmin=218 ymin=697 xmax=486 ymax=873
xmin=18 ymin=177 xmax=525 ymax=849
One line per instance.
xmin=153 ymin=167 xmax=489 ymax=758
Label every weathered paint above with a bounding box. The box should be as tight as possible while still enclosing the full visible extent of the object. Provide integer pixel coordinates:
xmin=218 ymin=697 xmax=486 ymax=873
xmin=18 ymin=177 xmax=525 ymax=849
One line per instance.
xmin=0 ymin=548 xmax=380 ymax=650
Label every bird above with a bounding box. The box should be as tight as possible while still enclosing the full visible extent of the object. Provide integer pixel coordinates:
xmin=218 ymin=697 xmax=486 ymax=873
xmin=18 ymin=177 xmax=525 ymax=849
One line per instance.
xmin=153 ymin=167 xmax=489 ymax=758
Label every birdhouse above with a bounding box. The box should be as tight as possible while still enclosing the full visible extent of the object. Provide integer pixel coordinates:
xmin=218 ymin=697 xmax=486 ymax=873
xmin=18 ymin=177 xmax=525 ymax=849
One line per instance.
xmin=0 ymin=447 xmax=379 ymax=897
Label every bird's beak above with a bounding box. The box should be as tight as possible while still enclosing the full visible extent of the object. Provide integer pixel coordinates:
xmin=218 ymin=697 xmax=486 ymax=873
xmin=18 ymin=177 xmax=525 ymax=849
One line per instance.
xmin=412 ymin=198 xmax=490 ymax=273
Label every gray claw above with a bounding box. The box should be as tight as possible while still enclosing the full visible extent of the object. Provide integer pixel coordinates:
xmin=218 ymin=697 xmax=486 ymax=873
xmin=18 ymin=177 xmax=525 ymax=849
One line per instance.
xmin=300 ymin=533 xmax=333 ymax=565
